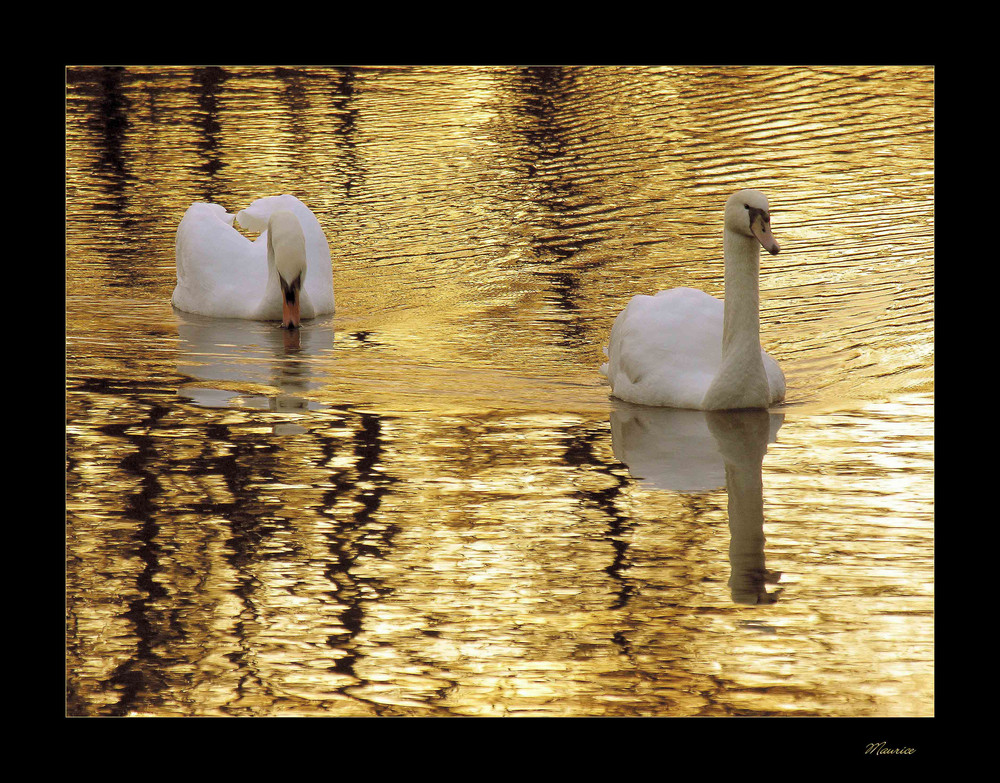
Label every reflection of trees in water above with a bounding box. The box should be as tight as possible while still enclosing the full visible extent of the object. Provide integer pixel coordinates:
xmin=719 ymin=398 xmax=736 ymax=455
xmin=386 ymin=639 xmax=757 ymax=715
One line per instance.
xmin=66 ymin=378 xmax=784 ymax=716
xmin=65 ymin=369 xmax=402 ymax=715
xmin=500 ymin=67 xmax=610 ymax=350
xmin=66 ymin=377 xmax=175 ymax=716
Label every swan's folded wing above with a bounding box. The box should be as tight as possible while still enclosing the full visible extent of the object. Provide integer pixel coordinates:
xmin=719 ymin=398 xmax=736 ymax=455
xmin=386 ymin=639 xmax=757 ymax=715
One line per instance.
xmin=173 ymin=203 xmax=265 ymax=318
xmin=603 ymin=289 xmax=724 ymax=409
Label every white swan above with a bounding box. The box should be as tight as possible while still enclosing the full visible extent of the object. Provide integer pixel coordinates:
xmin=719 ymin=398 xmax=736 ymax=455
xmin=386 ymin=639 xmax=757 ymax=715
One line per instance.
xmin=172 ymin=194 xmax=335 ymax=328
xmin=601 ymin=189 xmax=785 ymax=410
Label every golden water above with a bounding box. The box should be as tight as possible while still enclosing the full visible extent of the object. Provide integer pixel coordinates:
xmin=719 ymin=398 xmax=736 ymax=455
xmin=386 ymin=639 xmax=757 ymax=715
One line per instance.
xmin=66 ymin=65 xmax=933 ymax=717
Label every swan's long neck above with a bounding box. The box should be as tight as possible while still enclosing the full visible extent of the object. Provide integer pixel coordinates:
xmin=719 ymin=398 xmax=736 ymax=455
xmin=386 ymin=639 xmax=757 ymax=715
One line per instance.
xmin=720 ymin=229 xmax=762 ymax=356
xmin=256 ymin=230 xmax=285 ymax=318
xmin=701 ymin=229 xmax=769 ymax=410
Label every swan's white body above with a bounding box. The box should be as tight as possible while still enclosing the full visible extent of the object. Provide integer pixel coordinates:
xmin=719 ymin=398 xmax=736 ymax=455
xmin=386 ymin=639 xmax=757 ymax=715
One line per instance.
xmin=601 ymin=189 xmax=785 ymax=410
xmin=172 ymin=194 xmax=335 ymax=326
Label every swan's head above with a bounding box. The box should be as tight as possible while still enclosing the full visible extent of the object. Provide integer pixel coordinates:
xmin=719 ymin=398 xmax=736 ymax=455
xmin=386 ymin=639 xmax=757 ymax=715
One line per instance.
xmin=267 ymin=211 xmax=308 ymax=328
xmin=725 ymin=189 xmax=780 ymax=255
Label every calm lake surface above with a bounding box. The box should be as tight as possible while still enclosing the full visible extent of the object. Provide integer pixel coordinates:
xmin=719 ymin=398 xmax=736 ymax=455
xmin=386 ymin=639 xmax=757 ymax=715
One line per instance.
xmin=65 ymin=65 xmax=934 ymax=717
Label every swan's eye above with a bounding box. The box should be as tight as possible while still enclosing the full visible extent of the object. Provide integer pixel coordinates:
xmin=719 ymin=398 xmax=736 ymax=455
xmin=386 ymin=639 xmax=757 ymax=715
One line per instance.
xmin=743 ymin=204 xmax=749 ymax=209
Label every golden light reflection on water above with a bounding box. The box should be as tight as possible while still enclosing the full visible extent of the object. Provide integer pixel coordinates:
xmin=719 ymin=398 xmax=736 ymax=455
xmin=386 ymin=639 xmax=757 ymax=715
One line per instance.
xmin=67 ymin=65 xmax=932 ymax=717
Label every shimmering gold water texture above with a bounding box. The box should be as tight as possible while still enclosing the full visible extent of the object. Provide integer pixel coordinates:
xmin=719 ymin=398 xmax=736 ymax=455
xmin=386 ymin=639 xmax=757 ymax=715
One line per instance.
xmin=66 ymin=65 xmax=933 ymax=717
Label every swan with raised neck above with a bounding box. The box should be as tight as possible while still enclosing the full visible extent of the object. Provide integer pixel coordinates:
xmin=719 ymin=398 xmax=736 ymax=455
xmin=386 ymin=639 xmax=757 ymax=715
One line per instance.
xmin=600 ymin=188 xmax=786 ymax=410
xmin=701 ymin=189 xmax=783 ymax=410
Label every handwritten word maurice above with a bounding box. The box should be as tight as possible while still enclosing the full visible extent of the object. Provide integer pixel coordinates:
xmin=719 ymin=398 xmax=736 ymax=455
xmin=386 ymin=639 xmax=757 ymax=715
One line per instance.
xmin=865 ymin=741 xmax=916 ymax=756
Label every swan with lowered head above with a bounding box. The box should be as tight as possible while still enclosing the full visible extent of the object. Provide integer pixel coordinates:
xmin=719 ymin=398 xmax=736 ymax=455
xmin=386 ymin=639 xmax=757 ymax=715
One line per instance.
xmin=172 ymin=194 xmax=335 ymax=328
xmin=601 ymin=189 xmax=785 ymax=410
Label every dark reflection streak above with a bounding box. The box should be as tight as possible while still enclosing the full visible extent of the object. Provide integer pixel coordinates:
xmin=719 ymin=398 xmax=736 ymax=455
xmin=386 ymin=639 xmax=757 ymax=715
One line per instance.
xmin=318 ymin=428 xmax=361 ymax=671
xmin=539 ymin=270 xmax=590 ymax=346
xmin=328 ymin=68 xmax=363 ymax=195
xmin=65 ymin=420 xmax=85 ymax=716
xmin=509 ymin=67 xmax=579 ymax=245
xmin=209 ymin=427 xmax=275 ymax=710
xmin=506 ymin=67 xmax=605 ymax=348
xmin=66 ymin=378 xmax=179 ymax=715
xmin=512 ymin=67 xmax=573 ymax=166
xmin=193 ymin=421 xmax=296 ymax=713
xmin=320 ymin=409 xmax=400 ymax=703
xmin=143 ymin=80 xmax=161 ymax=127
xmin=274 ymin=67 xmax=310 ymax=177
xmin=190 ymin=67 xmax=228 ymax=202
xmin=78 ymin=66 xmax=149 ymax=289
xmin=95 ymin=397 xmax=173 ymax=716
xmin=343 ymin=412 xmax=458 ymax=714
xmin=562 ymin=426 xmax=635 ymax=611
xmin=85 ymin=66 xmax=130 ymax=203
xmin=329 ymin=69 xmax=358 ymax=143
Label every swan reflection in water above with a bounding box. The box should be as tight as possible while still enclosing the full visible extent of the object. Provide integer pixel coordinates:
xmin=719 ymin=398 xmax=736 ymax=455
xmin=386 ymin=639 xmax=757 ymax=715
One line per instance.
xmin=610 ymin=401 xmax=784 ymax=605
xmin=173 ymin=308 xmax=335 ymax=432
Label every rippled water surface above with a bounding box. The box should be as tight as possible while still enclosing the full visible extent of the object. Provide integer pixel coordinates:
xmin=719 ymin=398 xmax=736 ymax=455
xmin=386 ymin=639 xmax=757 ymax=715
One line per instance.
xmin=65 ymin=65 xmax=934 ymax=717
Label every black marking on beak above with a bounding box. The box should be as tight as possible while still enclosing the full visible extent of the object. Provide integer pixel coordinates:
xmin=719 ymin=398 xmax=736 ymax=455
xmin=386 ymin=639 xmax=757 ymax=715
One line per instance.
xmin=279 ymin=272 xmax=302 ymax=303
xmin=746 ymin=206 xmax=770 ymax=228
xmin=747 ymin=206 xmax=779 ymax=255
xmin=278 ymin=272 xmax=303 ymax=329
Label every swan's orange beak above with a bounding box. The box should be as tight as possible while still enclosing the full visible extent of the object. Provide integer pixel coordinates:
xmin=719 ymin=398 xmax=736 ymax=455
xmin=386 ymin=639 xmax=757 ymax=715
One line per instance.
xmin=750 ymin=211 xmax=780 ymax=255
xmin=280 ymin=275 xmax=302 ymax=329
xmin=282 ymin=296 xmax=300 ymax=329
